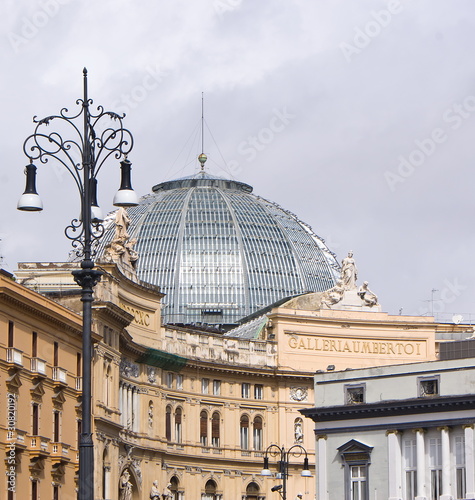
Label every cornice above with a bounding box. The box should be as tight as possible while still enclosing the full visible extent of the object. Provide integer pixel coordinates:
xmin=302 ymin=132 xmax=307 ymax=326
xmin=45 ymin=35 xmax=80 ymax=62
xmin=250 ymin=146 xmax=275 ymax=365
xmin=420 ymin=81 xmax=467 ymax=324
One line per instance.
xmin=300 ymin=394 xmax=475 ymax=422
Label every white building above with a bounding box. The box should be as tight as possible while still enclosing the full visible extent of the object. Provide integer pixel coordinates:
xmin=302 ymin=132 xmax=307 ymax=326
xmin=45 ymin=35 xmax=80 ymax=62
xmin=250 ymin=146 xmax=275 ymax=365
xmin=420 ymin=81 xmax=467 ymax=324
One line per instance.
xmin=301 ymin=358 xmax=475 ymax=500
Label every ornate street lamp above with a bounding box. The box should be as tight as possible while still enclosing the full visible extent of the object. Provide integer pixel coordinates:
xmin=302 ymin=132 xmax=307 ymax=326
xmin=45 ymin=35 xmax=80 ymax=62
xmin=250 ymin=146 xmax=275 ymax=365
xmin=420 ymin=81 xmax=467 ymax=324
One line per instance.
xmin=261 ymin=444 xmax=311 ymax=500
xmin=18 ymin=68 xmax=139 ymax=499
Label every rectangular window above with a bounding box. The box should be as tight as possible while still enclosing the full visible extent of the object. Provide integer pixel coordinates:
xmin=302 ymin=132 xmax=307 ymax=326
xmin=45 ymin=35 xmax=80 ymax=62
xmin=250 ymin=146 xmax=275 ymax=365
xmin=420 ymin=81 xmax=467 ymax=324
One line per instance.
xmin=345 ymin=384 xmax=365 ymax=404
xmin=53 ymin=341 xmax=58 ymax=367
xmin=429 ymin=438 xmax=442 ymax=500
xmin=404 ymin=439 xmax=417 ymax=500
xmin=176 ymin=374 xmax=183 ymax=390
xmin=53 ymin=485 xmax=59 ymax=500
xmin=240 ymin=425 xmax=249 ymax=450
xmin=241 ymin=383 xmax=250 ymax=399
xmin=350 ymin=465 xmax=367 ymax=500
xmin=213 ymin=380 xmax=221 ymax=396
xmin=77 ymin=419 xmax=82 ymax=447
xmin=77 ymin=353 xmax=82 ymax=377
xmin=419 ymin=376 xmax=439 ymax=397
xmin=32 ymin=480 xmax=38 ymax=500
xmin=32 ymin=331 xmax=38 ymax=357
xmin=53 ymin=411 xmax=60 ymax=442
xmin=201 ymin=378 xmax=209 ymax=394
xmin=166 ymin=372 xmax=174 ymax=389
xmin=32 ymin=404 xmax=39 ymax=435
xmin=455 ymin=435 xmax=466 ymax=499
xmin=8 ymin=321 xmax=14 ymax=348
xmin=254 ymin=384 xmax=263 ymax=400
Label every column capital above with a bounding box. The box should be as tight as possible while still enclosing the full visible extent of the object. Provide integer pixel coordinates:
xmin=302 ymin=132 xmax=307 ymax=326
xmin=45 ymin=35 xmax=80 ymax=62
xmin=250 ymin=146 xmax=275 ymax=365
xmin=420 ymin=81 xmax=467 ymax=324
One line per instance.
xmin=386 ymin=429 xmax=400 ymax=436
xmin=463 ymin=424 xmax=474 ymax=430
xmin=316 ymin=434 xmax=327 ymax=440
xmin=412 ymin=428 xmax=426 ymax=434
xmin=437 ymin=426 xmax=450 ymax=432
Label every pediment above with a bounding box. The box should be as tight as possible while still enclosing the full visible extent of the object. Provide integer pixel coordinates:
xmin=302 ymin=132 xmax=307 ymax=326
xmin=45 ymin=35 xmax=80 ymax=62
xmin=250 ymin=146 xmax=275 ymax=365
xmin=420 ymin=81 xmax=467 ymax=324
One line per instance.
xmin=31 ymin=381 xmax=45 ymax=399
xmin=338 ymin=439 xmax=373 ymax=463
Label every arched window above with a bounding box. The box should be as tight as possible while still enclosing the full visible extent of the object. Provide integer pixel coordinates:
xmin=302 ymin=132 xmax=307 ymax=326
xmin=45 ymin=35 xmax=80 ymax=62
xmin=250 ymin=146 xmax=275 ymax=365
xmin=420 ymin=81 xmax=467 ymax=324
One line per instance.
xmin=102 ymin=447 xmax=111 ymax=500
xmin=211 ymin=412 xmax=220 ymax=447
xmin=240 ymin=415 xmax=249 ymax=450
xmin=253 ymin=416 xmax=263 ymax=450
xmin=200 ymin=410 xmax=208 ymax=446
xmin=170 ymin=476 xmax=183 ymax=500
xmin=175 ymin=407 xmax=182 ymax=443
xmin=165 ymin=405 xmax=172 ymax=441
xmin=246 ymin=481 xmax=260 ymax=500
xmin=202 ymin=479 xmax=220 ymax=500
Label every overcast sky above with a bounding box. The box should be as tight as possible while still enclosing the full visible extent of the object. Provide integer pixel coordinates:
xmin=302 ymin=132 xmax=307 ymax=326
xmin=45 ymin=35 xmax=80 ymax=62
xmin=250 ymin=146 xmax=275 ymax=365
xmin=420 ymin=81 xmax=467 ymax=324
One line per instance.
xmin=2 ymin=0 xmax=475 ymax=322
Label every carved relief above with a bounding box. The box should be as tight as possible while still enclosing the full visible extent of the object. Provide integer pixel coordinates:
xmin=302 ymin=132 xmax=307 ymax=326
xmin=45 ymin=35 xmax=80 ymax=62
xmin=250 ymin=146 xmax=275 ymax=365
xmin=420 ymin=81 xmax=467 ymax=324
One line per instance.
xmin=120 ymin=359 xmax=139 ymax=378
xmin=290 ymin=387 xmax=308 ymax=402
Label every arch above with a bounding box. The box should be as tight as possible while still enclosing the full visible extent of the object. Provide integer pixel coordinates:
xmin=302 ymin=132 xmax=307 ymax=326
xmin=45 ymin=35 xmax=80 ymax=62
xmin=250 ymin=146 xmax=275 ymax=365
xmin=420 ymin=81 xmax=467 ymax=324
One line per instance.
xmin=240 ymin=414 xmax=250 ymax=450
xmin=246 ymin=481 xmax=260 ymax=500
xmin=118 ymin=465 xmax=140 ymax=500
xmin=211 ymin=411 xmax=220 ymax=447
xmin=174 ymin=407 xmax=183 ymax=443
xmin=253 ymin=415 xmax=263 ymax=450
xmin=169 ymin=475 xmax=183 ymax=500
xmin=294 ymin=417 xmax=303 ymax=443
xmin=102 ymin=447 xmax=111 ymax=500
xmin=202 ymin=479 xmax=220 ymax=500
xmin=200 ymin=410 xmax=208 ymax=446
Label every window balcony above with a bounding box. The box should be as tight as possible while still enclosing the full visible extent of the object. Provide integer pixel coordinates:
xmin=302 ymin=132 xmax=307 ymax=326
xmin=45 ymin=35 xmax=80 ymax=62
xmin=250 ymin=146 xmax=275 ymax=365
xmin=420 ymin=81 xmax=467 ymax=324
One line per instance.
xmin=30 ymin=357 xmax=47 ymax=376
xmin=75 ymin=376 xmax=82 ymax=391
xmin=50 ymin=442 xmax=71 ymax=464
xmin=30 ymin=436 xmax=50 ymax=458
xmin=53 ymin=367 xmax=68 ymax=385
xmin=6 ymin=347 xmax=23 ymax=367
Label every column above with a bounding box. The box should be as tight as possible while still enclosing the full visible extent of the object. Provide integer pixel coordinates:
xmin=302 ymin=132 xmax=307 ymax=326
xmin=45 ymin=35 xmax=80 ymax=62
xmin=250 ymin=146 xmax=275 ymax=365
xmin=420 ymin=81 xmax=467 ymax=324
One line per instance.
xmin=387 ymin=430 xmax=402 ymax=500
xmin=104 ymin=465 xmax=111 ymax=500
xmin=439 ymin=427 xmax=451 ymax=500
xmin=465 ymin=424 xmax=475 ymax=499
xmin=119 ymin=383 xmax=123 ymax=426
xmin=415 ymin=429 xmax=426 ymax=500
xmin=316 ymin=435 xmax=328 ymax=500
xmin=126 ymin=385 xmax=132 ymax=429
xmin=132 ymin=387 xmax=139 ymax=432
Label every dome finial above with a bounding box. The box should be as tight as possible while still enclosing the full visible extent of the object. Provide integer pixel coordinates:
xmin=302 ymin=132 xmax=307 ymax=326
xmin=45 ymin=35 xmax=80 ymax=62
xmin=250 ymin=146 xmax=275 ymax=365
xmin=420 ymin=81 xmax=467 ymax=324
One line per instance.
xmin=199 ymin=92 xmax=207 ymax=173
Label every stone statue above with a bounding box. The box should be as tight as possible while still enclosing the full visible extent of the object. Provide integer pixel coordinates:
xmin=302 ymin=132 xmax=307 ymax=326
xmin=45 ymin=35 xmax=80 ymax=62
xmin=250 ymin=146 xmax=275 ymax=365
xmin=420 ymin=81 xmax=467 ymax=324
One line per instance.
xmin=163 ymin=482 xmax=173 ymax=499
xmin=341 ymin=251 xmax=357 ymax=290
xmin=321 ymin=279 xmax=345 ymax=308
xmin=148 ymin=402 xmax=154 ymax=429
xmin=119 ymin=469 xmax=132 ymax=500
xmin=116 ymin=207 xmax=131 ymax=240
xmin=358 ymin=281 xmax=378 ymax=306
xmin=150 ymin=480 xmax=160 ymax=500
xmin=294 ymin=418 xmax=303 ymax=443
xmin=103 ymin=208 xmax=140 ymax=271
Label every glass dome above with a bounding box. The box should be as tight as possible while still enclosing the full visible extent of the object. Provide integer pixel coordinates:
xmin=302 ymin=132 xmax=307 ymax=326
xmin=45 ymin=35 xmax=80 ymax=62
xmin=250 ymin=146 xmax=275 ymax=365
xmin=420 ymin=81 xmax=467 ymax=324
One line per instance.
xmin=99 ymin=172 xmax=340 ymax=326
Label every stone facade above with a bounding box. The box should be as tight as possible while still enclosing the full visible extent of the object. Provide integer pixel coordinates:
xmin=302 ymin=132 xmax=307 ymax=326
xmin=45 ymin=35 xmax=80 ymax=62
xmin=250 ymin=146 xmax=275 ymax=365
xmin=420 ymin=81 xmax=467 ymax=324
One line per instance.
xmin=3 ymin=263 xmax=472 ymax=499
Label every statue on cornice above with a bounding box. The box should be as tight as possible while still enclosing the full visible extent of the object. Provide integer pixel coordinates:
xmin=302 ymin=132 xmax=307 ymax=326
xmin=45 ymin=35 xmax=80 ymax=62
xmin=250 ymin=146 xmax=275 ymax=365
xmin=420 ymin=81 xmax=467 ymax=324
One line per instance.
xmin=341 ymin=251 xmax=357 ymax=290
xmin=103 ymin=208 xmax=139 ymax=270
xmin=358 ymin=281 xmax=378 ymax=307
xmin=321 ymin=279 xmax=345 ymax=308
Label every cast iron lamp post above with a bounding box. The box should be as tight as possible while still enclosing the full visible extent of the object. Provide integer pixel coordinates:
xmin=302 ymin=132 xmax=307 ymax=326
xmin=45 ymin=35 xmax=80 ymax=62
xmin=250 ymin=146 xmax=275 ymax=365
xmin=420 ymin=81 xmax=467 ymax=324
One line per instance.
xmin=261 ymin=444 xmax=312 ymax=500
xmin=17 ymin=68 xmax=139 ymax=500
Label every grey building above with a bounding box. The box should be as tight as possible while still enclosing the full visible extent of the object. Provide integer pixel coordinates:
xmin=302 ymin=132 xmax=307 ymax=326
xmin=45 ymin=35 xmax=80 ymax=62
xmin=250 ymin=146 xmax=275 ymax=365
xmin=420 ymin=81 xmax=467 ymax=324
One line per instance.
xmin=301 ymin=359 xmax=475 ymax=500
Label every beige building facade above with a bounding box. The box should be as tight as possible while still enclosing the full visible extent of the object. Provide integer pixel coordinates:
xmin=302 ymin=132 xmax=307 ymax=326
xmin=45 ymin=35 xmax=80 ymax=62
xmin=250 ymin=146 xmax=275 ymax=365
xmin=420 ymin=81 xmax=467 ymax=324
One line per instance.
xmin=2 ymin=262 xmax=471 ymax=499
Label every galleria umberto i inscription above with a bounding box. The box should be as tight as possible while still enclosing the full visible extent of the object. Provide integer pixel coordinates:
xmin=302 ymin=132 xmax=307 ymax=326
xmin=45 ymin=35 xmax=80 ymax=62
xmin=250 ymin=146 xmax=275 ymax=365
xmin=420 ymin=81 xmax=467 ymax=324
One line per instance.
xmin=287 ymin=333 xmax=425 ymax=357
